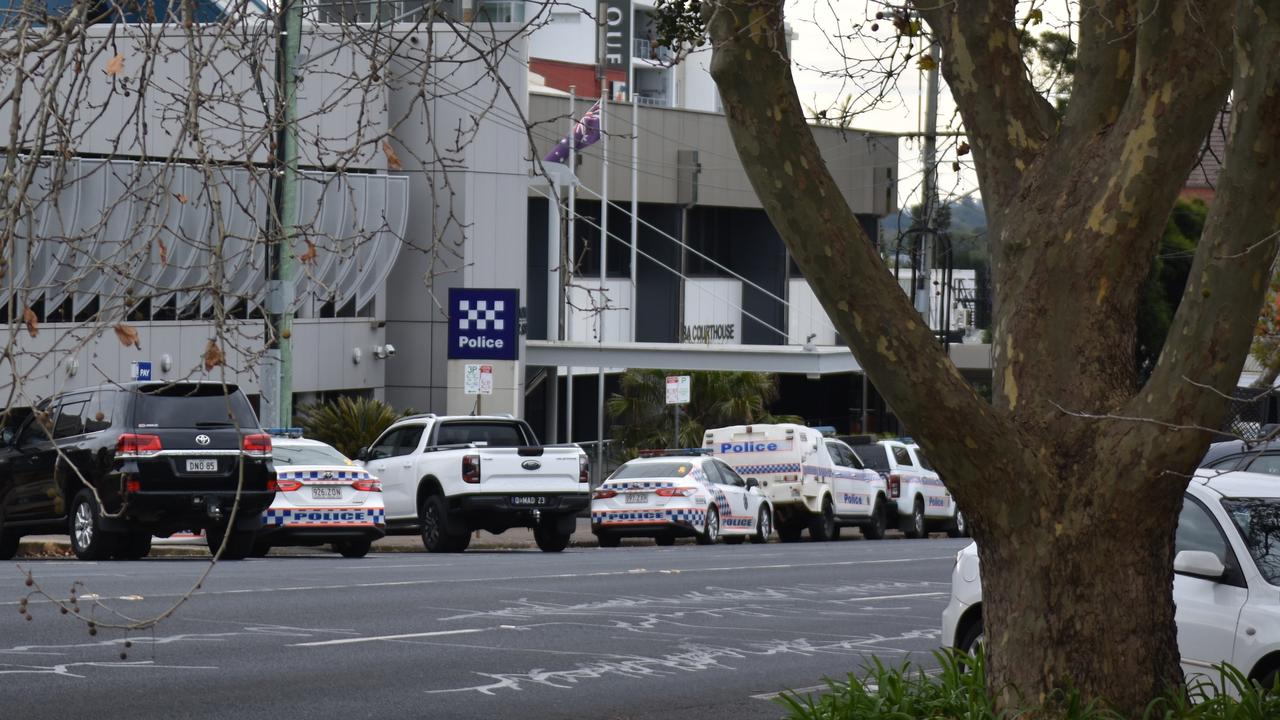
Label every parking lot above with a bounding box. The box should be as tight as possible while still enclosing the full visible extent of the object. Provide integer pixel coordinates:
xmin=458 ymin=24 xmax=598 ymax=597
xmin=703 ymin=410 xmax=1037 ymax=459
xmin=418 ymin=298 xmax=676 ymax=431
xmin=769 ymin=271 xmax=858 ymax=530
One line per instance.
xmin=0 ymin=536 xmax=966 ymax=720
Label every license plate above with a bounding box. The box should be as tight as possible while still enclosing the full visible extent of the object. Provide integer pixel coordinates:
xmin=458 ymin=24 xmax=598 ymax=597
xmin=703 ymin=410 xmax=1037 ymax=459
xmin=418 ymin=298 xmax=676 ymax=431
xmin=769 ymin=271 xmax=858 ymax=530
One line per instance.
xmin=511 ymin=496 xmax=549 ymax=507
xmin=625 ymin=492 xmax=647 ymax=504
xmin=185 ymin=459 xmax=218 ymax=472
xmin=312 ymin=487 xmax=342 ymax=500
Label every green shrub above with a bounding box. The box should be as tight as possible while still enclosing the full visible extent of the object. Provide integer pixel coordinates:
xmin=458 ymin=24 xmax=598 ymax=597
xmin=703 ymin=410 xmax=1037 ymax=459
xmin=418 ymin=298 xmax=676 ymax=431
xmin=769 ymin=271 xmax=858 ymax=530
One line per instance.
xmin=776 ymin=651 xmax=1280 ymax=720
xmin=293 ymin=396 xmax=414 ymax=458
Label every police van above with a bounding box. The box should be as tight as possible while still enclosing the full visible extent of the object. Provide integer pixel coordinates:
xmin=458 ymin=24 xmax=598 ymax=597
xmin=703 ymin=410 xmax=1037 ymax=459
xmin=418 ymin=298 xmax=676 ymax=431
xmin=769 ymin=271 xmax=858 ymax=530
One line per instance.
xmin=704 ymin=424 xmax=886 ymax=542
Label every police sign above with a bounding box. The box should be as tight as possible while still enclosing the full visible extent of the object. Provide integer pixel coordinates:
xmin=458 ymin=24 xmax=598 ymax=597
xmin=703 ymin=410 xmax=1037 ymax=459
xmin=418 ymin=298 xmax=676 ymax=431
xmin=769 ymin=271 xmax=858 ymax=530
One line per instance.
xmin=448 ymin=288 xmax=519 ymax=361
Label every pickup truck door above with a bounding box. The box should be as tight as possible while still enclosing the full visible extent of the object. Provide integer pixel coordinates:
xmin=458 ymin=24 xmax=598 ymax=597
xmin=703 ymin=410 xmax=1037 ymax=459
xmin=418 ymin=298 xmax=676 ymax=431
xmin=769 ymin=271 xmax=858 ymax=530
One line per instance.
xmin=826 ymin=441 xmax=869 ymax=517
xmin=362 ymin=425 xmax=426 ymax=521
xmin=907 ymin=446 xmax=951 ymax=518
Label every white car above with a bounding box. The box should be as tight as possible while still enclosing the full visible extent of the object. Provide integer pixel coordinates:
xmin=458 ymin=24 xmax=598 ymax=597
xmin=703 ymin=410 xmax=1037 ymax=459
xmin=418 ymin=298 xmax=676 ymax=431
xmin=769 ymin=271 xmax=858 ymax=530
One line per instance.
xmin=590 ymin=451 xmax=773 ymax=547
xmin=942 ymin=471 xmax=1280 ymax=689
xmin=851 ymin=439 xmax=964 ymax=538
xmin=256 ymin=434 xmax=386 ymax=558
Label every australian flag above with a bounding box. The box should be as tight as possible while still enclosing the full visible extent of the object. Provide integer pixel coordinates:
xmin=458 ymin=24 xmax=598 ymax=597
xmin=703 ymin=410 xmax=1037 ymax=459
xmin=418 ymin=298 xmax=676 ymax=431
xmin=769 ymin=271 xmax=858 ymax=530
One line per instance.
xmin=544 ymin=100 xmax=602 ymax=164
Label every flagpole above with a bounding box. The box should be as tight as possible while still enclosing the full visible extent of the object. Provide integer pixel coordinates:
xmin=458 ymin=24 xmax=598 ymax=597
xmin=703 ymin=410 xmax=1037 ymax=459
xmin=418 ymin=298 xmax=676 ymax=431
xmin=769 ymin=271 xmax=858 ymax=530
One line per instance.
xmin=629 ymin=94 xmax=638 ymax=342
xmin=566 ymin=85 xmax=576 ymax=443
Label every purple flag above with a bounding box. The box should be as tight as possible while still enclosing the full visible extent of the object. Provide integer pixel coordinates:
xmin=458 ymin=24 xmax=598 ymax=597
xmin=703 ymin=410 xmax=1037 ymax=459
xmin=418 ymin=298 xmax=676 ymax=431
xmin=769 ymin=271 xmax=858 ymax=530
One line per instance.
xmin=544 ymin=100 xmax=602 ymax=164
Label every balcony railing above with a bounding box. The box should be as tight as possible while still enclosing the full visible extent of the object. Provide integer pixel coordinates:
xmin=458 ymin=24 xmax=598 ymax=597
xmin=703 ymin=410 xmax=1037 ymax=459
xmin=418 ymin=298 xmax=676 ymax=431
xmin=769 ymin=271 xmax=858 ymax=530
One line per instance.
xmin=633 ymin=39 xmax=675 ymax=63
xmin=635 ymin=94 xmax=669 ymax=107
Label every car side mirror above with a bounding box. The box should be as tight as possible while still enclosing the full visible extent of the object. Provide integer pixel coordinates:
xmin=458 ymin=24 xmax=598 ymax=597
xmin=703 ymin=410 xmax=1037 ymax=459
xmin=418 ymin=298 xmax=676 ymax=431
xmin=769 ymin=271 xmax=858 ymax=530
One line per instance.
xmin=356 ymin=447 xmax=371 ymax=462
xmin=1174 ymin=550 xmax=1226 ymax=580
xmin=745 ymin=477 xmax=759 ymax=490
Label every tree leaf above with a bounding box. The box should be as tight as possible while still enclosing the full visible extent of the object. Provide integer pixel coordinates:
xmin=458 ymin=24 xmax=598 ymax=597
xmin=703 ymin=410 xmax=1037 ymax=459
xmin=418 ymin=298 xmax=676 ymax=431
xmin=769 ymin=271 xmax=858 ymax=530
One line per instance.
xmin=382 ymin=140 xmax=403 ymax=171
xmin=957 ymin=141 xmax=971 ymax=156
xmin=157 ymin=237 xmax=168 ymax=265
xmin=202 ymin=339 xmax=225 ymax=371
xmin=917 ymin=54 xmax=937 ymax=71
xmin=174 ymin=193 xmax=188 ymax=204
xmin=1027 ymin=8 xmax=1044 ymax=25
xmin=22 ymin=306 xmax=37 ymax=338
xmin=105 ymin=54 xmax=125 ymax=76
xmin=113 ymin=322 xmax=141 ymax=350
xmin=298 ymin=239 xmax=317 ymax=264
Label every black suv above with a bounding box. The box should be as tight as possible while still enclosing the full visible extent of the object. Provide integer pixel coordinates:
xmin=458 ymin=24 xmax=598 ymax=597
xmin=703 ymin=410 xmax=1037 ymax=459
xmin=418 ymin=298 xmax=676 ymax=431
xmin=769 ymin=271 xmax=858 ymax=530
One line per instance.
xmin=0 ymin=382 xmax=276 ymax=561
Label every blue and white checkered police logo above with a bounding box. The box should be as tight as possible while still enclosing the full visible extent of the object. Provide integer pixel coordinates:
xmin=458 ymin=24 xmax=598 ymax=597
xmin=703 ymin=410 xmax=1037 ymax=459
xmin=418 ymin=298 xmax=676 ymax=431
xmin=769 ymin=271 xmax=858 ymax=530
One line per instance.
xmin=448 ymin=288 xmax=519 ymax=361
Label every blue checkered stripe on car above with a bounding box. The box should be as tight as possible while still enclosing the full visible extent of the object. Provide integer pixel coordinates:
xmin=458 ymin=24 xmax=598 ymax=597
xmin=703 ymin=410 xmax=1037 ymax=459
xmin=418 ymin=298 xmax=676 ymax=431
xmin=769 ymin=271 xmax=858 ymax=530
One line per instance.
xmin=592 ymin=508 xmax=705 ymax=526
xmin=276 ymin=469 xmax=370 ymax=480
xmin=262 ymin=507 xmax=385 ymax=526
xmin=605 ymin=480 xmax=676 ymax=491
xmin=731 ymin=463 xmax=802 ymax=475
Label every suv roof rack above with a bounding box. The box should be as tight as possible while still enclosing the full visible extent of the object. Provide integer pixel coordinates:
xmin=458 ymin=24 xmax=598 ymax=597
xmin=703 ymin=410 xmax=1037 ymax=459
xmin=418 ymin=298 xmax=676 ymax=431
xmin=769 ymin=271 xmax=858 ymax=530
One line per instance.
xmin=637 ymin=448 xmax=712 ymax=458
xmin=399 ymin=413 xmax=438 ymax=421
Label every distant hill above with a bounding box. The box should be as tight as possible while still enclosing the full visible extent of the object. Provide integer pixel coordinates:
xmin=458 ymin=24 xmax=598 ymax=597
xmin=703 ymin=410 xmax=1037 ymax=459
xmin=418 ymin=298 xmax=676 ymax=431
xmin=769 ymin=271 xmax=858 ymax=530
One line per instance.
xmin=881 ymin=196 xmax=987 ymax=237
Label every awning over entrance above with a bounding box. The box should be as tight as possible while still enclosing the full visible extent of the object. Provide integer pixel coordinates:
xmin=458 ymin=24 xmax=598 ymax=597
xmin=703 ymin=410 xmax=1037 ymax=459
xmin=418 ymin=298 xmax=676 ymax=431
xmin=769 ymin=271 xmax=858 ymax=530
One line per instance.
xmin=525 ymin=340 xmax=993 ymax=375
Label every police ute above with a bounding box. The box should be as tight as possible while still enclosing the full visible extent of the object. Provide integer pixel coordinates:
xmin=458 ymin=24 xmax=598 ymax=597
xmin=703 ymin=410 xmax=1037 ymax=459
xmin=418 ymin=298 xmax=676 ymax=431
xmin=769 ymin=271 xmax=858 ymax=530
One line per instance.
xmin=591 ymin=450 xmax=773 ymax=547
xmin=705 ymin=424 xmax=887 ymax=542
xmin=255 ymin=430 xmax=386 ymax=558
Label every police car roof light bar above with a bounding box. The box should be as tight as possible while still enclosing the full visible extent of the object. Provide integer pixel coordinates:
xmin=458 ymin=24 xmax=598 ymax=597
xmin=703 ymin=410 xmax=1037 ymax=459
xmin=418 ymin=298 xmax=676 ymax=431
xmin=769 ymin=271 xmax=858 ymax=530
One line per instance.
xmin=265 ymin=427 xmax=305 ymax=438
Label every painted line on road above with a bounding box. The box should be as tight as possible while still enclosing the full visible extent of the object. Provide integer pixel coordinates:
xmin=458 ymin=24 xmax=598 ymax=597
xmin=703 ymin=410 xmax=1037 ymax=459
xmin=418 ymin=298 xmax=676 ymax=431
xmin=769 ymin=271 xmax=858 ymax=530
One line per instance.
xmin=848 ymin=592 xmax=947 ymax=602
xmin=291 ymin=627 xmax=501 ymax=647
xmin=2 ymin=556 xmax=957 ymax=606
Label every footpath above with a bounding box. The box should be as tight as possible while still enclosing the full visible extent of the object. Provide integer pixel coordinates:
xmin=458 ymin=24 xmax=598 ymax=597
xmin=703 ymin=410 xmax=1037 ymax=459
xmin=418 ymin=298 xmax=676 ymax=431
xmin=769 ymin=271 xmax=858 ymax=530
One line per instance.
xmin=16 ymin=517 xmax=602 ymax=558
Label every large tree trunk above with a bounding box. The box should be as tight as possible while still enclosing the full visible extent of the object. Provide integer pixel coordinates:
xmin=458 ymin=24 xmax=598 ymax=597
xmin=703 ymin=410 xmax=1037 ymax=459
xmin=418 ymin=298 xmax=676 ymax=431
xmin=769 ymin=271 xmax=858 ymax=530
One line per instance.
xmin=703 ymin=0 xmax=1280 ymax=714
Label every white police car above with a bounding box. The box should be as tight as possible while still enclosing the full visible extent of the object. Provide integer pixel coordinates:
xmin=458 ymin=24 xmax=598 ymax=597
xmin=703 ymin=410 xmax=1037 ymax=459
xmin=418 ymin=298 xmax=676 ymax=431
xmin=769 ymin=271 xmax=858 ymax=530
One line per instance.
xmin=256 ymin=432 xmax=386 ymax=558
xmin=591 ymin=450 xmax=773 ymax=547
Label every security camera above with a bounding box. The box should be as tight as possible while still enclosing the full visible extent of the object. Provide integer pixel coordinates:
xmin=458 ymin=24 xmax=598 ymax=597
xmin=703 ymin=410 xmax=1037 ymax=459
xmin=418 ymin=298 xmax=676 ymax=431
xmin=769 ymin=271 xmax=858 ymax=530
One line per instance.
xmin=372 ymin=344 xmax=397 ymax=360
xmin=383 ymin=344 xmax=396 ymax=357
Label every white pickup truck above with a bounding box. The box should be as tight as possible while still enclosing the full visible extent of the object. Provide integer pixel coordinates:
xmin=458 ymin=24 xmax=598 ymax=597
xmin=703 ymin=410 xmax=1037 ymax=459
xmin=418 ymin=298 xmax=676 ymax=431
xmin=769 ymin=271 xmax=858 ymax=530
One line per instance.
xmin=848 ymin=439 xmax=966 ymax=538
xmin=356 ymin=415 xmax=589 ymax=552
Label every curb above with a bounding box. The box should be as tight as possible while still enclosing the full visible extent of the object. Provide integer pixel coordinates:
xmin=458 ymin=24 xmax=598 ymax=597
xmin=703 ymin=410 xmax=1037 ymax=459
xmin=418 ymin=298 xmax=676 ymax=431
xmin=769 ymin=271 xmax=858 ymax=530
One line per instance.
xmin=14 ymin=536 xmax=604 ymax=559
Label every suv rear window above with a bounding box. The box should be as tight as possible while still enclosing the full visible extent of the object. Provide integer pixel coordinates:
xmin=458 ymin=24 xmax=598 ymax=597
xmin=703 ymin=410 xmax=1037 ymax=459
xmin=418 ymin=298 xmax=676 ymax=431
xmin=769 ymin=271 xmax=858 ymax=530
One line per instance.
xmin=130 ymin=384 xmax=258 ymax=428
xmin=610 ymin=461 xmax=695 ymax=479
xmin=852 ymin=446 xmax=890 ymax=471
xmin=435 ymin=422 xmax=529 ymax=447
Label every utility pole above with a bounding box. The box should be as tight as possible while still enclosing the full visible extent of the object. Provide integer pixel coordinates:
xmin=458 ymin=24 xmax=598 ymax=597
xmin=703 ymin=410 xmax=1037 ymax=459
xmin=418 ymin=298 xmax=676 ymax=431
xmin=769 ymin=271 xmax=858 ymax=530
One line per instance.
xmin=262 ymin=0 xmax=301 ymax=428
xmin=916 ymin=37 xmax=940 ymax=326
xmin=596 ymin=0 xmax=609 ymax=484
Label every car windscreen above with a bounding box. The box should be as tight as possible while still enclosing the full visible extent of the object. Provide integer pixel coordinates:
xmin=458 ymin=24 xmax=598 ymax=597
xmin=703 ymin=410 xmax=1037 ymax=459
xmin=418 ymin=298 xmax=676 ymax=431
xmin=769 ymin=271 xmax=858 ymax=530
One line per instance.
xmin=609 ymin=461 xmax=695 ymax=480
xmin=273 ymin=444 xmax=351 ymax=466
xmin=851 ymin=446 xmax=890 ymax=471
xmin=435 ymin=422 xmax=528 ymax=447
xmin=1222 ymin=497 xmax=1280 ymax=585
xmin=131 ymin=385 xmax=259 ymax=428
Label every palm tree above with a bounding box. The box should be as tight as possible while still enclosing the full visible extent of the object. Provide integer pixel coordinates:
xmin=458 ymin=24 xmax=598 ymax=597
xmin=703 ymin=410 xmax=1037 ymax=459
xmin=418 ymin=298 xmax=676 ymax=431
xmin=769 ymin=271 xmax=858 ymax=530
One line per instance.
xmin=607 ymin=370 xmax=800 ymax=457
xmin=294 ymin=396 xmax=415 ymax=458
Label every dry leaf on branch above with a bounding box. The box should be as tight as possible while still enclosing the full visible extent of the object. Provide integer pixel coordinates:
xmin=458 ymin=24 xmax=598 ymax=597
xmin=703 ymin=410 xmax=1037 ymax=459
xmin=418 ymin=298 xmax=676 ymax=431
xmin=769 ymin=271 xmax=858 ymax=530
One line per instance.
xmin=382 ymin=140 xmax=403 ymax=171
xmin=105 ymin=54 xmax=125 ymax=76
xmin=113 ymin=323 xmax=141 ymax=350
xmin=917 ymin=54 xmax=937 ymax=71
xmin=157 ymin=237 xmax=168 ymax=265
xmin=22 ymin=307 xmax=37 ymax=338
xmin=298 ymin=239 xmax=317 ymax=264
xmin=957 ymin=141 xmax=971 ymax=157
xmin=174 ymin=193 xmax=188 ymax=204
xmin=202 ymin=339 xmax=225 ymax=371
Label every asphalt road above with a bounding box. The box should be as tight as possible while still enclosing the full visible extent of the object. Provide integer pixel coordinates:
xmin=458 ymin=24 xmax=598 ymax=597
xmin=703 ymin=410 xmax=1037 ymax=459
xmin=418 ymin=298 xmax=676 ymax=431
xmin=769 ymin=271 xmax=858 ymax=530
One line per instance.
xmin=0 ymin=538 xmax=968 ymax=720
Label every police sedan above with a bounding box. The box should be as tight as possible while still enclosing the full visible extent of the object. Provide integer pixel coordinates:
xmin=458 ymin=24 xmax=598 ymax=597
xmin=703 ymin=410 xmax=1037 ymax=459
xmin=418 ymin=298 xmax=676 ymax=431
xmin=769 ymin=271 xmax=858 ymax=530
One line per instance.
xmin=591 ymin=451 xmax=773 ymax=547
xmin=256 ymin=433 xmax=386 ymax=558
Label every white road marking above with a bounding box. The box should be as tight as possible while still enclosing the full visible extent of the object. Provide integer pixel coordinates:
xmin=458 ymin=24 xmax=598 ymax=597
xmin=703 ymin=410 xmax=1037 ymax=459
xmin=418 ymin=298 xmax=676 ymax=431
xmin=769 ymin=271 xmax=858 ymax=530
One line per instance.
xmin=751 ymin=683 xmax=835 ymax=700
xmin=845 ymin=592 xmax=947 ymax=602
xmin=3 ymin=556 xmax=956 ymax=606
xmin=290 ymin=627 xmax=508 ymax=647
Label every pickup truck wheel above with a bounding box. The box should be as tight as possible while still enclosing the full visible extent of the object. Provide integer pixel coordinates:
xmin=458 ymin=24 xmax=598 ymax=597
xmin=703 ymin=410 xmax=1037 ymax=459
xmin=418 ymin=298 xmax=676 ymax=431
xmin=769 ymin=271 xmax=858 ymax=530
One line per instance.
xmin=947 ymin=510 xmax=969 ymax=538
xmin=69 ymin=490 xmax=117 ymax=561
xmin=205 ymin=524 xmax=255 ymax=560
xmin=596 ymin=532 xmax=621 ymax=548
xmin=113 ymin=532 xmax=152 ymax=560
xmin=445 ymin=533 xmax=472 ymax=553
xmin=751 ymin=507 xmax=772 ymax=544
xmin=334 ymin=538 xmax=373 ymax=558
xmin=904 ymin=497 xmax=927 ymax=539
xmin=419 ymin=495 xmax=451 ymax=553
xmin=808 ymin=497 xmax=836 ymax=541
xmin=0 ymin=511 xmax=19 ymax=560
xmin=696 ymin=506 xmax=720 ymax=545
xmin=863 ymin=500 xmax=887 ymax=540
xmin=534 ymin=524 xmax=571 ymax=552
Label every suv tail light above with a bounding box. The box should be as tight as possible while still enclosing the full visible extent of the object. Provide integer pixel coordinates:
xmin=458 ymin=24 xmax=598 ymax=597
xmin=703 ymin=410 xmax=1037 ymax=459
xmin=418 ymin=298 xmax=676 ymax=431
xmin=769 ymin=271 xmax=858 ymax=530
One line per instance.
xmin=117 ymin=433 xmax=162 ymax=457
xmin=888 ymin=474 xmax=901 ymax=499
xmin=352 ymin=478 xmax=381 ymax=492
xmin=579 ymin=454 xmax=590 ymax=483
xmin=592 ymin=488 xmax=617 ymax=500
xmin=243 ymin=433 xmax=272 ymax=457
xmin=656 ymin=487 xmax=695 ymax=497
xmin=270 ymin=478 xmax=303 ymax=492
xmin=462 ymin=454 xmax=481 ymax=484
